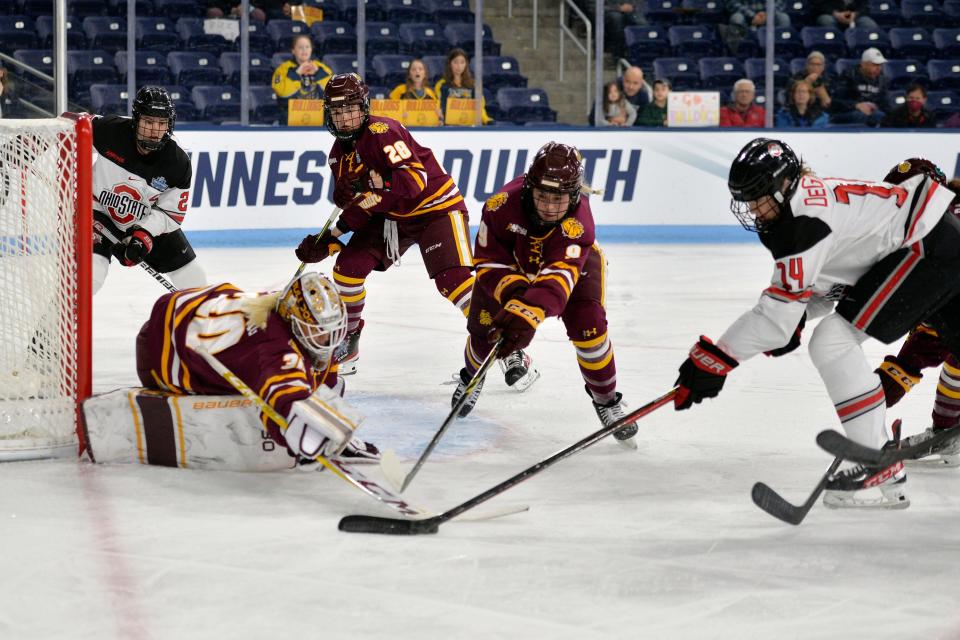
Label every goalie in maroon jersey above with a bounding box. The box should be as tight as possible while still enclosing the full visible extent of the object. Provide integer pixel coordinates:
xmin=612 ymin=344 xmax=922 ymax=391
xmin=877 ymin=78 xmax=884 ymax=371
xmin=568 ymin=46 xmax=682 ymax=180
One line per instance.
xmin=455 ymin=141 xmax=639 ymax=446
xmin=294 ymin=72 xmax=537 ymax=391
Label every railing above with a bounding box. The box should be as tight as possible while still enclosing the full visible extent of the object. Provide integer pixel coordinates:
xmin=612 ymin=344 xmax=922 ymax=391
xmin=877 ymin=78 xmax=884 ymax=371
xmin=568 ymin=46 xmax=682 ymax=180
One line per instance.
xmin=559 ymin=0 xmax=592 ymax=113
xmin=0 ymin=51 xmax=60 ymax=117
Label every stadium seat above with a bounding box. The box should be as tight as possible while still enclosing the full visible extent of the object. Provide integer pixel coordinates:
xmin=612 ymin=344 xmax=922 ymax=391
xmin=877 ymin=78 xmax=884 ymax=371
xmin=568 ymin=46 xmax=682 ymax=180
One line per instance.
xmin=82 ymin=16 xmax=127 ymax=53
xmin=67 ymin=50 xmax=118 ymax=99
xmin=699 ymin=57 xmax=744 ymax=89
xmin=867 ymin=0 xmax=902 ymax=27
xmin=0 ymin=16 xmax=39 ymax=53
xmin=107 ymin=0 xmax=156 ymax=17
xmin=845 ymin=27 xmax=891 ymax=58
xmin=668 ymin=25 xmax=718 ymax=57
xmin=191 ymin=85 xmax=241 ymax=123
xmin=946 ymin=0 xmax=960 ymax=18
xmin=327 ymin=0 xmax=358 ymax=23
xmin=365 ymin=22 xmax=400 ymax=56
xmin=386 ymin=0 xmax=430 ymax=23
xmin=745 ymin=57 xmax=789 ymax=85
xmin=114 ymin=50 xmax=171 ymax=84
xmin=13 ymin=49 xmax=54 ymax=75
xmin=372 ymin=54 xmax=412 ymax=86
xmin=933 ymin=29 xmax=960 ymax=58
xmin=927 ymin=89 xmax=960 ymax=119
xmin=136 ymin=17 xmax=180 ymax=53
xmin=900 ymin=0 xmax=947 ymax=28
xmin=783 ymin=0 xmax=811 ymax=27
xmin=220 ymin=53 xmax=274 ymax=86
xmin=883 ymin=59 xmax=929 ymax=90
xmin=443 ymin=22 xmax=500 ymax=56
xmin=367 ymin=84 xmax=392 ymax=99
xmin=889 ymin=28 xmax=934 ymax=60
xmin=681 ymin=0 xmax=724 ymax=25
xmin=177 ymin=18 xmax=232 ymax=54
xmin=65 ymin=0 xmax=107 ymax=17
xmin=653 ymin=57 xmax=700 ymax=90
xmin=425 ymin=0 xmax=473 ymax=23
xmin=248 ymin=86 xmax=281 ymax=124
xmin=833 ymin=57 xmax=860 ymax=76
xmin=646 ymin=0 xmax=682 ymax=23
xmin=398 ymin=23 xmax=448 ymax=56
xmin=756 ymin=26 xmax=804 ymax=59
xmin=801 ymin=27 xmax=847 ymax=58
xmin=322 ymin=54 xmax=361 ymax=75
xmin=168 ymin=52 xmax=223 ymax=88
xmin=422 ymin=55 xmax=448 ymax=83
xmin=153 ymin=0 xmax=204 ymax=19
xmin=89 ymin=84 xmax=130 ymax=115
xmin=928 ymin=59 xmax=960 ymax=90
xmin=266 ymin=19 xmax=312 ymax=51
xmin=243 ymin=21 xmax=274 ymax=54
xmin=496 ymin=88 xmax=556 ymax=123
xmin=312 ymin=21 xmax=356 ymax=55
xmin=36 ymin=16 xmax=87 ymax=48
xmin=160 ymin=85 xmax=197 ymax=121
xmin=624 ymin=26 xmax=669 ymax=66
xmin=474 ymin=56 xmax=526 ymax=92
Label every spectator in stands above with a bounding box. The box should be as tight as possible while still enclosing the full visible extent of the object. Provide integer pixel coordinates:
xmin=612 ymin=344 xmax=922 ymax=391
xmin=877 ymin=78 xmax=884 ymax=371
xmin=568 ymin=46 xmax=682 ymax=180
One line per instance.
xmin=272 ymin=34 xmax=333 ymax=121
xmin=434 ymin=48 xmax=492 ymax=125
xmin=881 ymin=83 xmax=937 ymax=128
xmin=727 ymin=0 xmax=791 ymax=32
xmin=720 ymin=78 xmax=766 ymax=127
xmin=391 ymin=59 xmax=443 ymax=123
xmin=588 ymin=66 xmax=651 ymax=126
xmin=0 ymin=63 xmax=17 ymax=119
xmin=605 ymin=1 xmax=648 ymax=59
xmin=636 ymin=79 xmax=670 ymax=127
xmin=206 ymin=1 xmax=290 ymax=21
xmin=596 ymin=81 xmax=638 ymax=126
xmin=792 ymin=50 xmax=832 ymax=110
xmin=776 ymin=79 xmax=830 ymax=127
xmin=829 ymin=47 xmax=888 ymax=126
xmin=811 ymin=0 xmax=878 ymax=31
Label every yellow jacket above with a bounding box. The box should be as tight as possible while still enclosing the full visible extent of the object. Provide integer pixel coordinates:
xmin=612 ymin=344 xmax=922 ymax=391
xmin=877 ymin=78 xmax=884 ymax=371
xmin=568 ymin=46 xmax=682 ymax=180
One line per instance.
xmin=271 ymin=58 xmax=333 ymax=100
xmin=388 ymin=84 xmax=440 ymax=101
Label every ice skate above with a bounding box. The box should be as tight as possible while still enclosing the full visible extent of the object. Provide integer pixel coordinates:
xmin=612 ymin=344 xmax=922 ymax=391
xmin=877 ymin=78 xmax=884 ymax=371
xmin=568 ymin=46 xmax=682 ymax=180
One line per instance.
xmin=590 ymin=389 xmax=638 ymax=450
xmin=822 ymin=460 xmax=910 ymax=509
xmin=451 ymin=367 xmax=485 ymax=417
xmin=499 ymin=349 xmax=540 ymax=392
xmin=901 ymin=427 xmax=960 ymax=467
xmin=334 ymin=320 xmax=363 ymax=375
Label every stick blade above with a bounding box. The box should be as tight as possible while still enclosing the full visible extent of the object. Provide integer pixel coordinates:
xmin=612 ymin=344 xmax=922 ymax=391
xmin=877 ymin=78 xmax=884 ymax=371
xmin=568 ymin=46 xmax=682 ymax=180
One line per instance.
xmin=338 ymin=515 xmax=440 ymax=535
xmin=751 ymin=482 xmax=806 ymax=526
xmin=816 ymin=429 xmax=884 ymax=465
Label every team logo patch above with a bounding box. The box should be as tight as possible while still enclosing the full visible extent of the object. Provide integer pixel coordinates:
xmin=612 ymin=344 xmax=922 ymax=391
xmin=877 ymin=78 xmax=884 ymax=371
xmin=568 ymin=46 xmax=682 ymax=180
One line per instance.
xmin=368 ymin=122 xmax=389 ymax=134
xmin=767 ymin=142 xmax=783 ymax=157
xmin=479 ymin=310 xmax=493 ymax=326
xmin=486 ymin=192 xmax=508 ymax=211
xmin=561 ymin=218 xmax=584 ymax=239
xmin=896 ymin=161 xmax=913 ymax=174
xmin=150 ymin=176 xmax=168 ymax=191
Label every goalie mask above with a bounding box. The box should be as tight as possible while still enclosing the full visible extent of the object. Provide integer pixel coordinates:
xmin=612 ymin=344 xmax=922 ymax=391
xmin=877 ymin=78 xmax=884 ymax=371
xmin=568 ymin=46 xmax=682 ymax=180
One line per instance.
xmin=324 ymin=73 xmax=370 ymax=143
xmin=132 ymin=86 xmax=176 ymax=153
xmin=277 ymin=272 xmax=348 ymax=364
xmin=522 ymin=142 xmax=584 ymax=230
xmin=883 ymin=158 xmax=947 ymax=187
xmin=728 ymin=137 xmax=801 ymax=233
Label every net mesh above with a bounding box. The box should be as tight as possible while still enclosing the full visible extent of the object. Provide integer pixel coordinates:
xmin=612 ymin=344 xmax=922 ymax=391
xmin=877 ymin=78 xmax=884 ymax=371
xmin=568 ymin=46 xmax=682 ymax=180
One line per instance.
xmin=0 ymin=118 xmax=81 ymax=455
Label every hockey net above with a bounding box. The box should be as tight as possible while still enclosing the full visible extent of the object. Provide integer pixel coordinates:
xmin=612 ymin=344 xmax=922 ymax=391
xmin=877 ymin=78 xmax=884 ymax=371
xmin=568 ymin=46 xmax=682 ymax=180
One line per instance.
xmin=0 ymin=115 xmax=92 ymax=461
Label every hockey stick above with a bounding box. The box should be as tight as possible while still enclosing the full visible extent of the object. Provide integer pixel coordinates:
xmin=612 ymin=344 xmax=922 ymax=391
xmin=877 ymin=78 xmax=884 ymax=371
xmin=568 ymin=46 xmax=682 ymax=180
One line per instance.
xmin=751 ymin=456 xmax=842 ymax=526
xmin=293 ymin=207 xmax=343 ymax=279
xmin=338 ymin=388 xmax=677 ymax=535
xmin=387 ymin=340 xmax=504 ymax=493
xmin=816 ymin=425 xmax=960 ymax=466
xmin=93 ymin=220 xmax=177 ymax=293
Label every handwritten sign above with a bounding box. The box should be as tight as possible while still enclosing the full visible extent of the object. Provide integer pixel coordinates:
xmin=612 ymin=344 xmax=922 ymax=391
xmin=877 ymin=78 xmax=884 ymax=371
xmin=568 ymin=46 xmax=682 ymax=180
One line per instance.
xmin=667 ymin=91 xmax=720 ymax=128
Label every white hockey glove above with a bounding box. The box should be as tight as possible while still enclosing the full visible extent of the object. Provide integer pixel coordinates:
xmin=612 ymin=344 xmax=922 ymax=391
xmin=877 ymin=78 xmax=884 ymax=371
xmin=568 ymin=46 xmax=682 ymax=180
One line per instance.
xmin=284 ymin=385 xmax=364 ymax=460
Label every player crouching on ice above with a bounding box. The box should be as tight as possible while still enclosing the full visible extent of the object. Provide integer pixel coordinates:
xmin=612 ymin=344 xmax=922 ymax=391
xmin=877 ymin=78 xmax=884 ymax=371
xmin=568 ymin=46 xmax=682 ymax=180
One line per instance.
xmin=81 ymin=272 xmax=380 ymax=470
xmin=458 ymin=142 xmax=640 ymax=446
xmin=674 ymin=138 xmax=960 ymax=509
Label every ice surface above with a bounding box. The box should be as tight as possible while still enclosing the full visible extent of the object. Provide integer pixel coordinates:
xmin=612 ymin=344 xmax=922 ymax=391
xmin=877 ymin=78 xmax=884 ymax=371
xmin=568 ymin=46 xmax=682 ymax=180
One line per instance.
xmin=2 ymin=244 xmax=959 ymax=639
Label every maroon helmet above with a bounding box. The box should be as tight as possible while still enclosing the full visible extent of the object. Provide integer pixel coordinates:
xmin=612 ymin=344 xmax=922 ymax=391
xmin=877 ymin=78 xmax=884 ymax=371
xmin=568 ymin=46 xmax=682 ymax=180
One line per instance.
xmin=323 ymin=73 xmax=370 ymax=142
xmin=883 ymin=158 xmax=947 ymax=187
xmin=522 ymin=142 xmax=584 ymax=226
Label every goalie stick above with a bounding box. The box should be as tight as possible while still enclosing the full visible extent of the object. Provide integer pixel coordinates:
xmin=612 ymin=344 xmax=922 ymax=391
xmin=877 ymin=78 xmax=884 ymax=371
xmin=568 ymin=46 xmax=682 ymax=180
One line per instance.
xmin=93 ymin=220 xmax=176 ymax=293
xmin=338 ymin=388 xmax=677 ymax=535
xmin=751 ymin=456 xmax=842 ymax=526
xmin=816 ymin=425 xmax=960 ymax=466
xmin=293 ymin=207 xmax=342 ymax=279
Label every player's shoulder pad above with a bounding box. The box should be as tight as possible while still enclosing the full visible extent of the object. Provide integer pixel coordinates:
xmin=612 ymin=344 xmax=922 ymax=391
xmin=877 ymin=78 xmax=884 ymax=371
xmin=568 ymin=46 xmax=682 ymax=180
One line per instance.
xmin=759 ymin=215 xmax=832 ymax=260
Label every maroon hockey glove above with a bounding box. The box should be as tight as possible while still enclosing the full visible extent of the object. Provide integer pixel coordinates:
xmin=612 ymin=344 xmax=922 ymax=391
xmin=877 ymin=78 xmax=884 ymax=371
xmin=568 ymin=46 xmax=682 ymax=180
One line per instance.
xmin=674 ymin=336 xmax=738 ymax=411
xmin=295 ymin=231 xmax=344 ymax=263
xmin=489 ymin=300 xmax=540 ymax=357
xmin=898 ymin=324 xmax=951 ymax=370
xmin=765 ymin=313 xmax=806 ymax=357
xmin=875 ymin=356 xmax=922 ymax=408
xmin=333 ymin=176 xmax=360 ymax=209
xmin=120 ymin=227 xmax=154 ymax=266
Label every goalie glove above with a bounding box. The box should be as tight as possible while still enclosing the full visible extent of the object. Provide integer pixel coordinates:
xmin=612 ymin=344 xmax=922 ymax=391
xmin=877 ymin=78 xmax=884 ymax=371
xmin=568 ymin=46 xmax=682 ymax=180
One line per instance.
xmin=675 ymin=336 xmax=738 ymax=411
xmin=295 ymin=230 xmax=345 ymax=263
xmin=875 ymin=356 xmax=922 ymax=408
xmin=284 ymin=384 xmax=364 ymax=460
xmin=120 ymin=227 xmax=154 ymax=266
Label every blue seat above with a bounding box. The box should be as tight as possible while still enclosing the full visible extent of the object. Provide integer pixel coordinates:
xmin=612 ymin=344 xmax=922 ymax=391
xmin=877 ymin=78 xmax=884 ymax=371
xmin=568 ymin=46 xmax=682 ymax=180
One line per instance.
xmin=328 ymin=0 xmax=358 ymax=23
xmin=883 ymin=58 xmax=929 ymax=90
xmin=496 ymin=87 xmax=555 ymax=123
xmin=928 ymin=59 xmax=960 ymax=90
xmin=889 ymin=28 xmax=934 ymax=60
xmin=946 ymin=0 xmax=960 ymax=18
xmin=322 ymin=54 xmax=361 ymax=75
xmin=64 ymin=0 xmax=107 ymax=17
xmin=153 ymin=0 xmax=204 ymax=19
xmin=13 ymin=49 xmax=54 ymax=75
xmin=367 ymin=84 xmax=393 ymax=99
xmin=801 ymin=26 xmax=846 ymax=58
xmin=89 ymin=84 xmax=130 ymax=115
xmin=168 ymin=52 xmax=222 ymax=88
xmin=114 ymin=50 xmax=171 ymax=84
xmin=900 ymin=0 xmax=947 ymax=28
xmin=219 ymin=52 xmax=274 ymax=85
xmin=422 ymin=54 xmax=447 ymax=83
xmin=399 ymin=23 xmax=448 ymax=55
xmin=0 ymin=16 xmax=38 ymax=52
xmin=176 ymin=18 xmax=232 ymax=54
xmin=867 ymin=0 xmax=902 ymax=27
xmin=266 ymin=19 xmax=312 ymax=50
xmin=371 ymin=54 xmax=411 ymax=86
xmin=386 ymin=0 xmax=430 ymax=23
xmin=475 ymin=55 xmax=526 ymax=91
xmin=248 ymin=85 xmax=281 ymax=124
xmin=82 ymin=17 xmax=127 ymax=53
xmin=681 ymin=0 xmax=724 ymax=24
xmin=243 ymin=21 xmax=274 ymax=54
xmin=365 ymin=22 xmax=400 ymax=55
xmin=136 ymin=17 xmax=180 ymax=53
xmin=624 ymin=25 xmax=669 ymax=66
xmin=191 ymin=85 xmax=241 ymax=123
xmin=159 ymin=84 xmax=197 ymax=121
xmin=927 ymin=89 xmax=960 ymax=119
xmin=834 ymin=57 xmax=860 ymax=75
xmin=757 ymin=26 xmax=804 ymax=59
xmin=312 ymin=21 xmax=356 ymax=55
xmin=443 ymin=22 xmax=500 ymax=56
xmin=67 ymin=50 xmax=118 ymax=99
xmin=425 ymin=0 xmax=473 ymax=23
xmin=653 ymin=57 xmax=700 ymax=89
xmin=845 ymin=27 xmax=891 ymax=57
xmin=744 ymin=57 xmax=789 ymax=86
xmin=783 ymin=0 xmax=811 ymax=27
xmin=933 ymin=29 xmax=960 ymax=57
xmin=35 ymin=15 xmax=87 ymax=48
xmin=107 ymin=0 xmax=156 ymax=16
xmin=646 ymin=0 xmax=682 ymax=23
xmin=698 ymin=57 xmax=744 ymax=88
xmin=668 ymin=24 xmax=718 ymax=57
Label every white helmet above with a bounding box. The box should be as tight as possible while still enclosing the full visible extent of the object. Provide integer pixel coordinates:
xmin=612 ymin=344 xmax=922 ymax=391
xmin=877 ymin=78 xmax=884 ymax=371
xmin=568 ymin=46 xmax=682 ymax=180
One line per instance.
xmin=276 ymin=272 xmax=347 ymax=364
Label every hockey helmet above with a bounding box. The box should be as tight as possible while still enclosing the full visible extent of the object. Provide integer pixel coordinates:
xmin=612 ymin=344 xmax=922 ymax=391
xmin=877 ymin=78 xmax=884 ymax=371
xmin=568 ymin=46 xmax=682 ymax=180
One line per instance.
xmin=728 ymin=137 xmax=801 ymax=232
xmin=277 ymin=272 xmax=348 ymax=364
xmin=323 ymin=73 xmax=370 ymax=142
xmin=522 ymin=142 xmax=584 ymax=228
xmin=132 ymin=86 xmax=176 ymax=152
xmin=883 ymin=158 xmax=947 ymax=187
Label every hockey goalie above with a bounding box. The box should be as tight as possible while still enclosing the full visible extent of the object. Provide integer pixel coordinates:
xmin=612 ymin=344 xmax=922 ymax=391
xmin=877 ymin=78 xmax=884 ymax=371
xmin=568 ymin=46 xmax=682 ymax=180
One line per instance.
xmin=81 ymin=272 xmax=381 ymax=471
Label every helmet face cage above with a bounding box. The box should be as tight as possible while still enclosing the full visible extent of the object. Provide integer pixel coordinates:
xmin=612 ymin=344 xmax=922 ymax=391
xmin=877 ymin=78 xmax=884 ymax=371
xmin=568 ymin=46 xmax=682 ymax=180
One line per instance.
xmin=522 ymin=142 xmax=584 ymax=227
xmin=883 ymin=158 xmax=947 ymax=187
xmin=277 ymin=273 xmax=348 ymax=364
xmin=132 ymin=86 xmax=176 ymax=152
xmin=727 ymin=138 xmax=800 ymax=233
xmin=323 ymin=73 xmax=370 ymax=142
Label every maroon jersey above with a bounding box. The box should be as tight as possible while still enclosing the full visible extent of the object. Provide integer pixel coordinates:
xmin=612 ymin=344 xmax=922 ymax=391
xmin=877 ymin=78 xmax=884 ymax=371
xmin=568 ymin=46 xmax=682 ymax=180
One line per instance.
xmin=329 ymin=115 xmax=466 ymax=230
xmin=135 ymin=284 xmax=338 ymax=449
xmin=474 ymin=176 xmax=597 ymax=321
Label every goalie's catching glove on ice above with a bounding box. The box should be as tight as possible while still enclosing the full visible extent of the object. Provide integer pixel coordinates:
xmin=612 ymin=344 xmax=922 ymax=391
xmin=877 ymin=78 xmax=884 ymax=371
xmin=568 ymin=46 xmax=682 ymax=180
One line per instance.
xmin=490 ymin=299 xmax=539 ymax=357
xmin=284 ymin=384 xmax=364 ymax=460
xmin=295 ymin=230 xmax=345 ymax=263
xmin=875 ymin=355 xmax=922 ymax=408
xmin=120 ymin=227 xmax=153 ymax=266
xmin=675 ymin=336 xmax=738 ymax=410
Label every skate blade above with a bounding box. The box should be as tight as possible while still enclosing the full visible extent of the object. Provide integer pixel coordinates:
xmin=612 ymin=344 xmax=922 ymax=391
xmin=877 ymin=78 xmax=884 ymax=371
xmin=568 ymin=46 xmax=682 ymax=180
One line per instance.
xmin=905 ymin=456 xmax=960 ymax=468
xmin=616 ymin=437 xmax=638 ymax=451
xmin=823 ymin=491 xmax=911 ymax=510
xmin=507 ymin=368 xmax=540 ymax=393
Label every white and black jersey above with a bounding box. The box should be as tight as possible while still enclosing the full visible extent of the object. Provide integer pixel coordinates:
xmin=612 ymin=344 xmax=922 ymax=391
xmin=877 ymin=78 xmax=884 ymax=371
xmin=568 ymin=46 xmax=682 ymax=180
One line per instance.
xmin=718 ymin=172 xmax=956 ymax=361
xmin=92 ymin=115 xmax=191 ymax=237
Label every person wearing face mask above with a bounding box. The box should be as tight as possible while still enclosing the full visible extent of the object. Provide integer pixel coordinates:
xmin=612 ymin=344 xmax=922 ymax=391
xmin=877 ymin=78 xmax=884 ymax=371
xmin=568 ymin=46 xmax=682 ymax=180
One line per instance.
xmin=881 ymin=83 xmax=936 ymax=129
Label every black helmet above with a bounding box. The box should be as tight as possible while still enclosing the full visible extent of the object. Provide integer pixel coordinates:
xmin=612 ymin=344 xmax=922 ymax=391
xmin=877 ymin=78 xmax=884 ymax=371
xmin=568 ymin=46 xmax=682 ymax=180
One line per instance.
xmin=132 ymin=86 xmax=175 ymax=152
xmin=323 ymin=73 xmax=370 ymax=142
xmin=522 ymin=142 xmax=584 ymax=229
xmin=728 ymin=138 xmax=801 ymax=232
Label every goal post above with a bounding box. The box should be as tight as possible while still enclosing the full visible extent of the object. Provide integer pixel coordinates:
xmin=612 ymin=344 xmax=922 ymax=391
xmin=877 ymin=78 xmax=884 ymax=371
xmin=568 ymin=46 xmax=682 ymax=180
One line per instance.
xmin=0 ymin=114 xmax=92 ymax=461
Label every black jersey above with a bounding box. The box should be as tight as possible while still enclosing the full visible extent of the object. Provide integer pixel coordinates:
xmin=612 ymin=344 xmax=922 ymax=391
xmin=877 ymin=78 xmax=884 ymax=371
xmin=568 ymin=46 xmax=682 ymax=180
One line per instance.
xmin=92 ymin=115 xmax=192 ymax=237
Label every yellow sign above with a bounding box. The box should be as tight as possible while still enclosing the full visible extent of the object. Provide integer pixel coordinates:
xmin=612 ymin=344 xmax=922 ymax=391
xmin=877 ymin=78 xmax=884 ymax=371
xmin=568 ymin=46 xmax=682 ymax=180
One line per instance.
xmin=667 ymin=91 xmax=720 ymax=128
xmin=287 ymin=98 xmax=324 ymax=126
xmin=289 ymin=5 xmax=324 ymax=26
xmin=401 ymin=99 xmax=441 ymax=127
xmin=370 ymin=99 xmax=404 ymax=121
xmin=445 ymin=98 xmax=480 ymax=126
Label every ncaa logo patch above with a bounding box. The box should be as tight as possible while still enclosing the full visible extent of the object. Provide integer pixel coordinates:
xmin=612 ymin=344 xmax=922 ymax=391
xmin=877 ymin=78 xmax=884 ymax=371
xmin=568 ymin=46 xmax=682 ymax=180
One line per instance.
xmin=151 ymin=176 xmax=168 ymax=191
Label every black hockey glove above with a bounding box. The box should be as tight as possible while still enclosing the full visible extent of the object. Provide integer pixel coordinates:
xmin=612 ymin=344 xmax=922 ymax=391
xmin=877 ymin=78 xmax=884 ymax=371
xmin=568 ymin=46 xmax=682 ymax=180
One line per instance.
xmin=489 ymin=300 xmax=540 ymax=357
xmin=875 ymin=356 xmax=922 ymax=408
xmin=674 ymin=336 xmax=738 ymax=411
xmin=120 ymin=227 xmax=154 ymax=266
xmin=295 ymin=230 xmax=344 ymax=263
xmin=764 ymin=313 xmax=806 ymax=357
